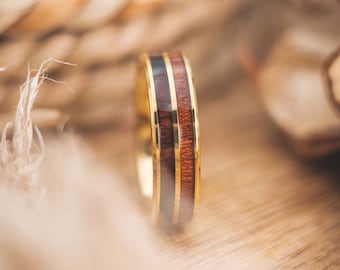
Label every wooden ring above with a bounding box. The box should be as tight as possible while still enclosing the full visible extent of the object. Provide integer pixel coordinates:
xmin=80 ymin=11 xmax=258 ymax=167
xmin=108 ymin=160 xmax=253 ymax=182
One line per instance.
xmin=136 ymin=52 xmax=200 ymax=226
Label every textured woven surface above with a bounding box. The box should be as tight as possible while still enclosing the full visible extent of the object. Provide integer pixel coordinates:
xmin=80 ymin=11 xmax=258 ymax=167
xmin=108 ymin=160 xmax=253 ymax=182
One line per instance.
xmin=0 ymin=0 xmax=250 ymax=129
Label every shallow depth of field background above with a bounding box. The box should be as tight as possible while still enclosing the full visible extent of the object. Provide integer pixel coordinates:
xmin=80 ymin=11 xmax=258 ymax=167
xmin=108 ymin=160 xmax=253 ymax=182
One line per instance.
xmin=0 ymin=1 xmax=339 ymax=269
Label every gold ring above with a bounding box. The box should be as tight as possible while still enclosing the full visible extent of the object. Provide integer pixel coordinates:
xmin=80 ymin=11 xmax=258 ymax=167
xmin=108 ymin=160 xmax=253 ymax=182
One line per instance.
xmin=136 ymin=52 xmax=200 ymax=226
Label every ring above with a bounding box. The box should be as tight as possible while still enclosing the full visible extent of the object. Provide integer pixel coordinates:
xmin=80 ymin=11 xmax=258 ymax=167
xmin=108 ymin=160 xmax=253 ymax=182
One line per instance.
xmin=136 ymin=52 xmax=200 ymax=226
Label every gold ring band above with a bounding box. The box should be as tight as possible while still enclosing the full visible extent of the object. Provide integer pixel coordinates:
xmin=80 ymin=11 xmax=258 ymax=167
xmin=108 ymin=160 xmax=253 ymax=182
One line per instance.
xmin=136 ymin=52 xmax=200 ymax=226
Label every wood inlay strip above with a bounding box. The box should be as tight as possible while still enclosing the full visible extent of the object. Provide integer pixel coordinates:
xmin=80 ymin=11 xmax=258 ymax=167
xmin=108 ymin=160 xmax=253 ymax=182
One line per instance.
xmin=150 ymin=55 xmax=175 ymax=223
xmin=169 ymin=52 xmax=195 ymax=223
xmin=163 ymin=53 xmax=182 ymax=225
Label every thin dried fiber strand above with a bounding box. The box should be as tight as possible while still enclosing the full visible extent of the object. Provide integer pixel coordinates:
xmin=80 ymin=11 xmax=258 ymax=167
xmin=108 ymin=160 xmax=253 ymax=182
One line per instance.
xmin=0 ymin=58 xmax=74 ymax=188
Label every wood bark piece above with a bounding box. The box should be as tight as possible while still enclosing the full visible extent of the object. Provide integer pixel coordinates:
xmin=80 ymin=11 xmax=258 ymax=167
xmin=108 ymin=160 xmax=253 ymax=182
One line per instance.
xmin=324 ymin=48 xmax=340 ymax=113
xmin=256 ymin=29 xmax=340 ymax=156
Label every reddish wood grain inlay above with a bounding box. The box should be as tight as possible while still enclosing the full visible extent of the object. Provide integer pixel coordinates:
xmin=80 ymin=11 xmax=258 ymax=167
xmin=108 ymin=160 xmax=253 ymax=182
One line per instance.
xmin=169 ymin=52 xmax=195 ymax=223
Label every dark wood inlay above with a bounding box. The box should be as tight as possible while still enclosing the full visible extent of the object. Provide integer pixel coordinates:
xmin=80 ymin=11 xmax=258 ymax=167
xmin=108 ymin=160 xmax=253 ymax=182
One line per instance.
xmin=169 ymin=52 xmax=195 ymax=223
xmin=150 ymin=55 xmax=175 ymax=223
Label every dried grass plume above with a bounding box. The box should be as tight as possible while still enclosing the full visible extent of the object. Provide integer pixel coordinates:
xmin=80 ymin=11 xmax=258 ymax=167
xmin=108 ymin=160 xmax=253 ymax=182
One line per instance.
xmin=0 ymin=60 xmax=165 ymax=270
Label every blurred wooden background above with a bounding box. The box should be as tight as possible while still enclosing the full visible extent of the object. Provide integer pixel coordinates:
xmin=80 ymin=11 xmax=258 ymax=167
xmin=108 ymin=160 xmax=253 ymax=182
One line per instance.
xmin=0 ymin=0 xmax=340 ymax=268
xmin=86 ymin=78 xmax=340 ymax=270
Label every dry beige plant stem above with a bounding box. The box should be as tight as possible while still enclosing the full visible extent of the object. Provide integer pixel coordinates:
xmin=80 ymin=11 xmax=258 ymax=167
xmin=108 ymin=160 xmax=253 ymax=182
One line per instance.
xmin=0 ymin=60 xmax=166 ymax=269
xmin=0 ymin=58 xmax=73 ymax=188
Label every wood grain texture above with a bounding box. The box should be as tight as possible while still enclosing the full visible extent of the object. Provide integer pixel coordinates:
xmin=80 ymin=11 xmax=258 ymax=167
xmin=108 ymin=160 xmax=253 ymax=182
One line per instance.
xmin=150 ymin=55 xmax=175 ymax=223
xmin=169 ymin=52 xmax=196 ymax=224
xmin=85 ymin=81 xmax=340 ymax=269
